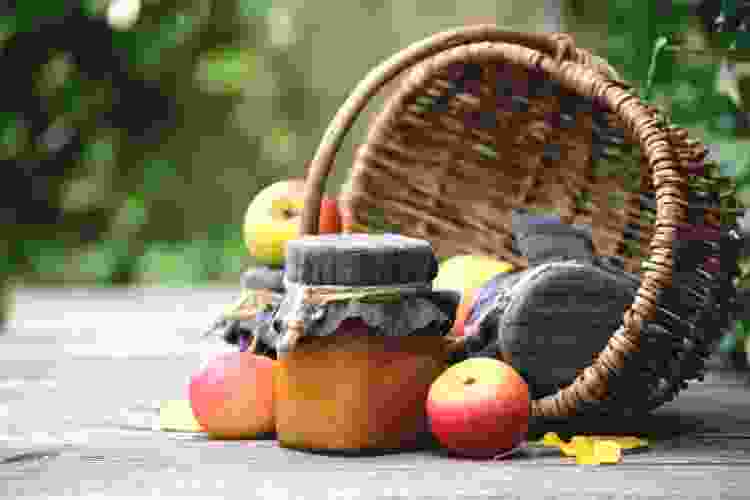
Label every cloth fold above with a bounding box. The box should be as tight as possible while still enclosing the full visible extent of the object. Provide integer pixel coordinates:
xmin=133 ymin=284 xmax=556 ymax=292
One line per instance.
xmin=264 ymin=279 xmax=458 ymax=355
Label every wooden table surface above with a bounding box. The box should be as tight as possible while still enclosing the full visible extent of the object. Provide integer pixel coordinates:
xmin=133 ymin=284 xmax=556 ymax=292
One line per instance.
xmin=2 ymin=286 xmax=749 ymax=499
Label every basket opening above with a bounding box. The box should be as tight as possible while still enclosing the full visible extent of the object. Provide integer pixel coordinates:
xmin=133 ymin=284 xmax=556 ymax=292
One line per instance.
xmin=347 ymin=49 xmax=731 ymax=282
xmin=349 ymin=57 xmax=655 ymax=272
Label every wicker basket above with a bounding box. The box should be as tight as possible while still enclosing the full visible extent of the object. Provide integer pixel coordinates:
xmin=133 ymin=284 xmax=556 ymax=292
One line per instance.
xmin=297 ymin=26 xmax=742 ymax=420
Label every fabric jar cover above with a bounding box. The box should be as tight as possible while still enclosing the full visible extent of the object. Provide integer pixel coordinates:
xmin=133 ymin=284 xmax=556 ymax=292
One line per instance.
xmin=265 ymin=233 xmax=460 ymax=357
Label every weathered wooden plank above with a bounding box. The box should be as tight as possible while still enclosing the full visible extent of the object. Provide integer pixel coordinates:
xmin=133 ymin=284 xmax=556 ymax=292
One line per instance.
xmin=2 ymin=287 xmax=750 ymax=499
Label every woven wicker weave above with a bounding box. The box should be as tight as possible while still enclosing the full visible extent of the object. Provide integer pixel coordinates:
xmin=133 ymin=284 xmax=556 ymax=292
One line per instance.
xmin=298 ymin=26 xmax=742 ymax=420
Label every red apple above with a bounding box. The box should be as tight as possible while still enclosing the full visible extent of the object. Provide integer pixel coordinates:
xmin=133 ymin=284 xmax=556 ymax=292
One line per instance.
xmin=318 ymin=197 xmax=342 ymax=234
xmin=452 ymin=288 xmax=480 ymax=337
xmin=426 ymin=357 xmax=530 ymax=458
xmin=339 ymin=202 xmax=369 ymax=233
xmin=340 ymin=203 xmax=354 ymax=233
xmin=189 ymin=351 xmax=275 ymax=439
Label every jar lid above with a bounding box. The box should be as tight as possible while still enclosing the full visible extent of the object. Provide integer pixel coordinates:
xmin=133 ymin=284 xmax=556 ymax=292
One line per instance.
xmin=285 ymin=233 xmax=438 ymax=287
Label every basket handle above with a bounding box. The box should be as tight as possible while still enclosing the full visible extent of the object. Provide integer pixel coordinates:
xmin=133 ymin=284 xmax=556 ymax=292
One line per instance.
xmin=300 ymin=25 xmax=598 ymax=236
xmin=299 ymin=27 xmax=693 ymax=418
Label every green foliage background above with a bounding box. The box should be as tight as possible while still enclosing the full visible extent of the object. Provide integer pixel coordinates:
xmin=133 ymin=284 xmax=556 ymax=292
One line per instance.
xmin=2 ymin=0 xmax=749 ymax=290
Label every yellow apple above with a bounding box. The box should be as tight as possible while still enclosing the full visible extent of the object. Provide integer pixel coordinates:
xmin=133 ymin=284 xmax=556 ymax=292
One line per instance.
xmin=243 ymin=179 xmax=342 ymax=266
xmin=433 ymin=255 xmax=514 ymax=335
xmin=433 ymin=255 xmax=515 ymax=293
xmin=243 ymin=179 xmax=306 ymax=266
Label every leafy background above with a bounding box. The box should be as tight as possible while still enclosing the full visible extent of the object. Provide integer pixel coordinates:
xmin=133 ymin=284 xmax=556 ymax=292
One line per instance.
xmin=2 ymin=0 xmax=750 ymax=350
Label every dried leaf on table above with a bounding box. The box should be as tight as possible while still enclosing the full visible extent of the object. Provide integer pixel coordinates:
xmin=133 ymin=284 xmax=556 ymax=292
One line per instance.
xmin=159 ymin=399 xmax=203 ymax=433
xmin=529 ymin=432 xmax=648 ymax=465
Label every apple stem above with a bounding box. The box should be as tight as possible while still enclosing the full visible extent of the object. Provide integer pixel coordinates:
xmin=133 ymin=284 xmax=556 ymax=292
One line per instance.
xmin=464 ymin=376 xmax=477 ymax=385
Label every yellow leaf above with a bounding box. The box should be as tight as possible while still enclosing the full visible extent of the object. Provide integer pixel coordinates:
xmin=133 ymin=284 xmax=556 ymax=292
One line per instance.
xmin=533 ymin=432 xmax=648 ymax=451
xmin=575 ymin=453 xmax=601 ymax=465
xmin=572 ymin=436 xmax=596 ymax=464
xmin=542 ymin=432 xmax=563 ymax=447
xmin=159 ymin=399 xmax=203 ymax=433
xmin=559 ymin=441 xmax=579 ymax=457
xmin=594 ymin=441 xmax=623 ymax=464
xmin=530 ymin=433 xmax=646 ymax=465
xmin=586 ymin=436 xmax=649 ymax=450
